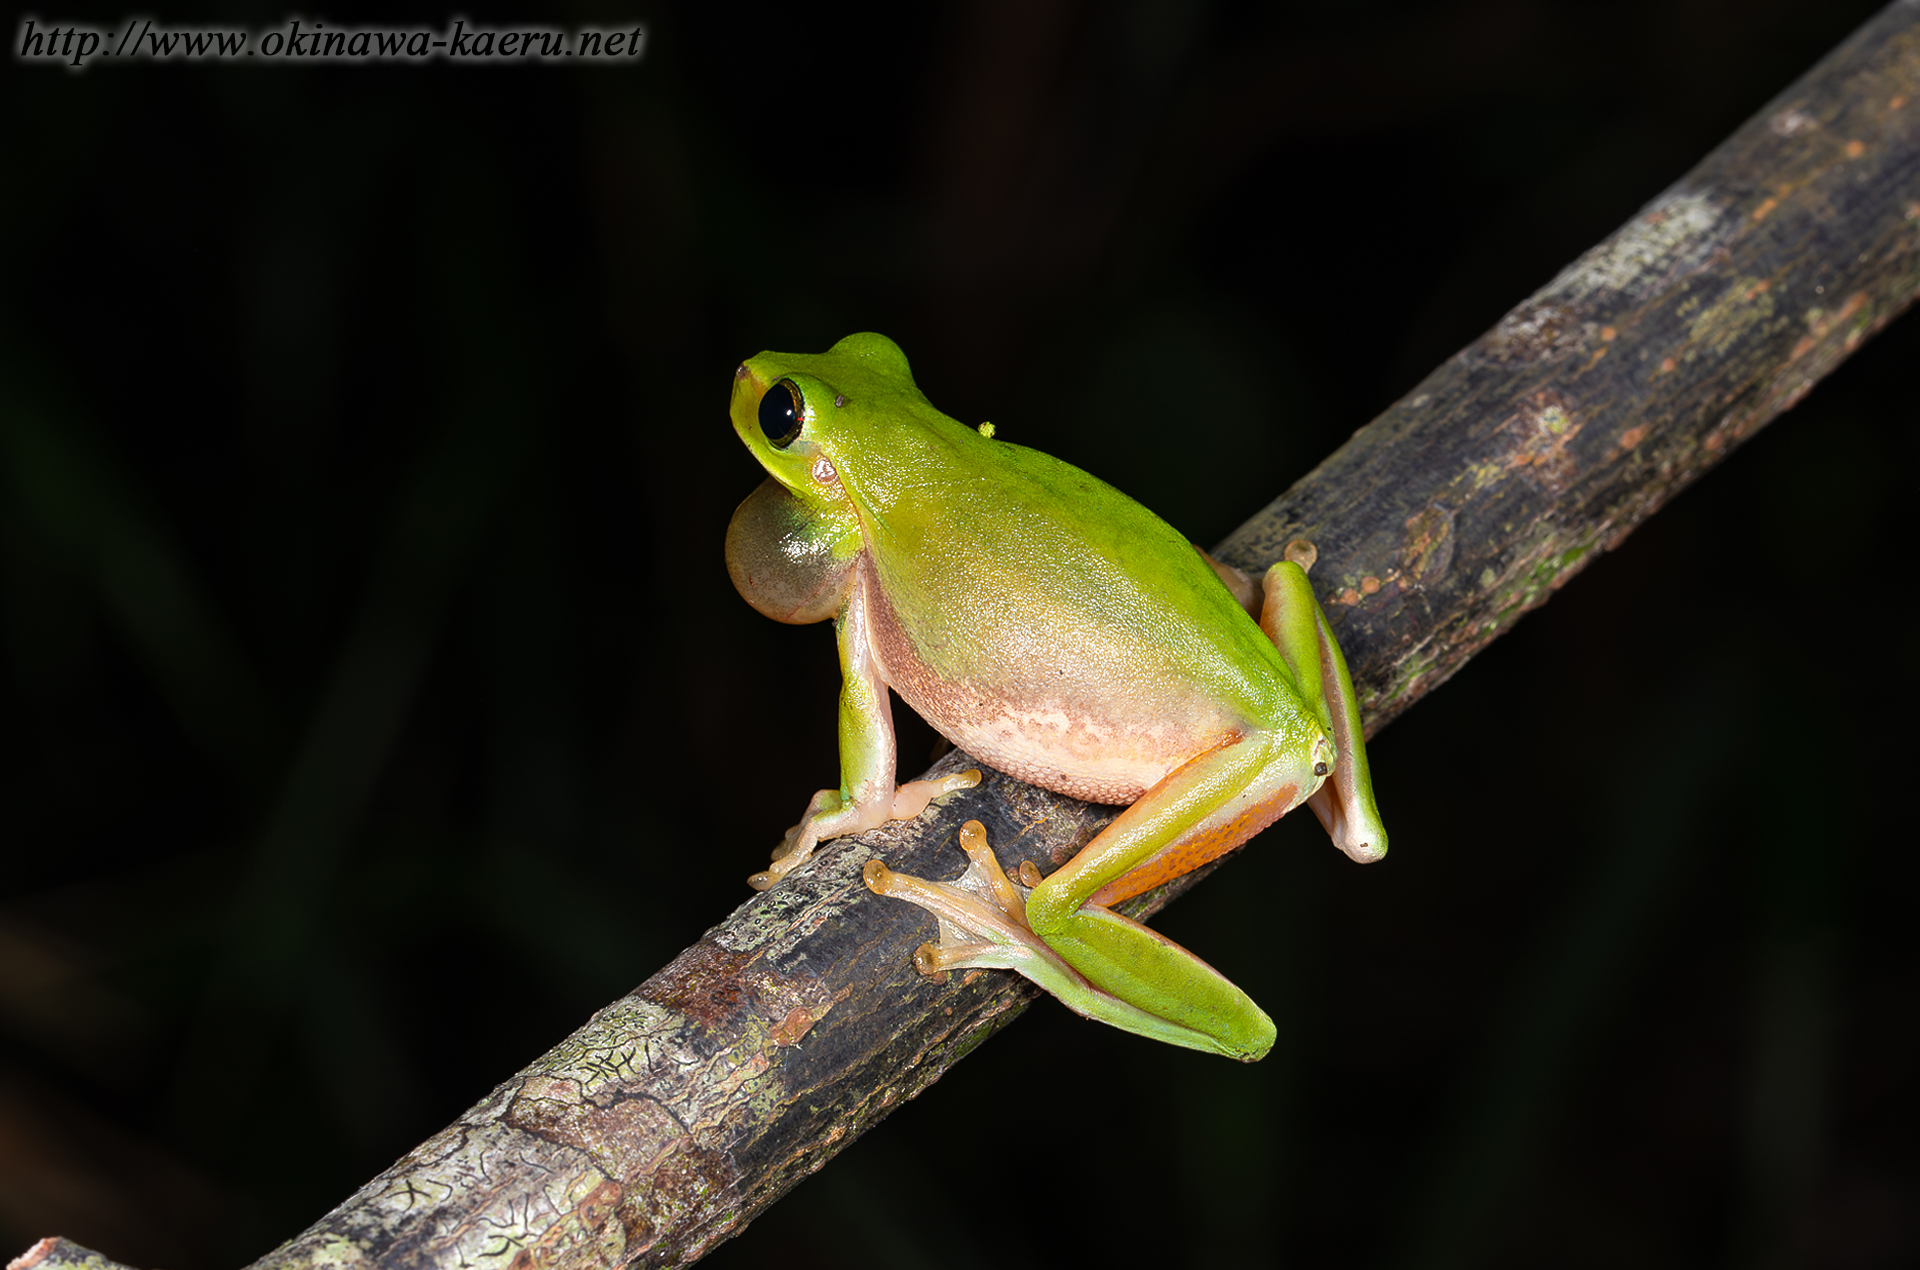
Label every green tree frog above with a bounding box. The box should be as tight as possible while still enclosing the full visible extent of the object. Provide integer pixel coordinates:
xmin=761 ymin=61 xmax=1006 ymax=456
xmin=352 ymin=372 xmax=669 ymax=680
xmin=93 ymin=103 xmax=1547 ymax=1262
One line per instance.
xmin=725 ymin=333 xmax=1387 ymax=1061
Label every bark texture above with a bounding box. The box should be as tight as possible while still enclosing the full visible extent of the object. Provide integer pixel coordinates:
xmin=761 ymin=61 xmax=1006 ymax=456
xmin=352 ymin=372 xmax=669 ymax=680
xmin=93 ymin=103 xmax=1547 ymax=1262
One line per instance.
xmin=19 ymin=3 xmax=1920 ymax=1268
xmin=8 ymin=1239 xmax=136 ymax=1270
xmin=1217 ymin=0 xmax=1920 ymax=731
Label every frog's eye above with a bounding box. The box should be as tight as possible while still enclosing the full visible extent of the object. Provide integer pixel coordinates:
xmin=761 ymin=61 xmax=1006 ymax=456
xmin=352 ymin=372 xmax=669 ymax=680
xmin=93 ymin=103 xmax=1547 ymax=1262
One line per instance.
xmin=759 ymin=380 xmax=804 ymax=449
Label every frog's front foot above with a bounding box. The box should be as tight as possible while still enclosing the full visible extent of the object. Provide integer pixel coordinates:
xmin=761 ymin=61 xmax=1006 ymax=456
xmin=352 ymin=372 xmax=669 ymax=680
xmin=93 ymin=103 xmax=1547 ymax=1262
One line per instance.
xmin=751 ymin=769 xmax=985 ymax=892
xmin=864 ymin=821 xmax=1084 ymax=990
xmin=749 ymin=827 xmax=808 ymax=891
xmin=749 ymin=790 xmax=838 ymax=891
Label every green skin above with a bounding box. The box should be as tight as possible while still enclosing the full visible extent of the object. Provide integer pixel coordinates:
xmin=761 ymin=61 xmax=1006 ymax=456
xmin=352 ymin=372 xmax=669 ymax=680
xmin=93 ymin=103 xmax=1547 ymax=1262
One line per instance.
xmin=725 ymin=333 xmax=1387 ymax=1061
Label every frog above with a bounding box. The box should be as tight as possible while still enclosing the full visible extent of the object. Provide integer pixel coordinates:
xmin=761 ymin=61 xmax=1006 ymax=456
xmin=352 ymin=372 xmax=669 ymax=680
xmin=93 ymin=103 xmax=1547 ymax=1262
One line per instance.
xmin=724 ymin=332 xmax=1386 ymax=1061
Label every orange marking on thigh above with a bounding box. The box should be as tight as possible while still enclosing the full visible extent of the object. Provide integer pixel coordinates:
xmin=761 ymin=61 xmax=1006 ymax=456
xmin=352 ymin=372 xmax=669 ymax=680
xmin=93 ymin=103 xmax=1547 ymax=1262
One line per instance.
xmin=1086 ymin=783 xmax=1299 ymax=910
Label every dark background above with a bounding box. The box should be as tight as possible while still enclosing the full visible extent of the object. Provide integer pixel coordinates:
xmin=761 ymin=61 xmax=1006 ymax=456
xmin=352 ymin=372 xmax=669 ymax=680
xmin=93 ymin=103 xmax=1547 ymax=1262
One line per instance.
xmin=2 ymin=1 xmax=1915 ymax=1267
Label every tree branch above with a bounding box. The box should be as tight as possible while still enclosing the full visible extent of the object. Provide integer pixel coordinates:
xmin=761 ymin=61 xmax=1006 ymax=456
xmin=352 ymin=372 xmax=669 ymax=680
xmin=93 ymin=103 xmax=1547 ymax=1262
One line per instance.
xmin=20 ymin=3 xmax=1920 ymax=1268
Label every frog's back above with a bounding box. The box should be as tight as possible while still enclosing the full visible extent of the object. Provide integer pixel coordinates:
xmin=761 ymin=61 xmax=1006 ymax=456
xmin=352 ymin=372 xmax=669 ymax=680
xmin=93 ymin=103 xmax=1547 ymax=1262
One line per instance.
xmin=857 ymin=437 xmax=1296 ymax=804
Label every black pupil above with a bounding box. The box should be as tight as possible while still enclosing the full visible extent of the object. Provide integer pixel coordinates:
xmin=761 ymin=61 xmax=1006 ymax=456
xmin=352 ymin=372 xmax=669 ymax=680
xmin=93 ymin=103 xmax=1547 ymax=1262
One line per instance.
xmin=759 ymin=382 xmax=802 ymax=447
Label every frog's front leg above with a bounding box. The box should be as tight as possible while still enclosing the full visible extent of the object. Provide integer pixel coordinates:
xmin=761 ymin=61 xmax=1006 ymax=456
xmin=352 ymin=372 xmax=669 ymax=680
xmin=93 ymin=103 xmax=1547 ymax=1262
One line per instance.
xmin=751 ymin=579 xmax=979 ymax=891
xmin=869 ymin=730 xmax=1331 ymax=1060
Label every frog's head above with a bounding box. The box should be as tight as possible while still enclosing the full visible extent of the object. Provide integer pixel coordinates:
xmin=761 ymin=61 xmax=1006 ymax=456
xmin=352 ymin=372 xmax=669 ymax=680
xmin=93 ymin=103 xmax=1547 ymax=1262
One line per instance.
xmin=729 ymin=332 xmax=959 ymax=516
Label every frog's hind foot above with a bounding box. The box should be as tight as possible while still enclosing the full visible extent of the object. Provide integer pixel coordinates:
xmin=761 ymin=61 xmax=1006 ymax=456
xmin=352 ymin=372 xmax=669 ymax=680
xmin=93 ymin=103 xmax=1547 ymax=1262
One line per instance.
xmin=868 ymin=820 xmax=1272 ymax=1060
xmin=864 ymin=821 xmax=1082 ymax=989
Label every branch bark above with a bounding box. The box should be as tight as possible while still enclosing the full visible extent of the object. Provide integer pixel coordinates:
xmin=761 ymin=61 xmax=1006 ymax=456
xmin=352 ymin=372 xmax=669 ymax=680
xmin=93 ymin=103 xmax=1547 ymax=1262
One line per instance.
xmin=22 ymin=4 xmax=1920 ymax=1269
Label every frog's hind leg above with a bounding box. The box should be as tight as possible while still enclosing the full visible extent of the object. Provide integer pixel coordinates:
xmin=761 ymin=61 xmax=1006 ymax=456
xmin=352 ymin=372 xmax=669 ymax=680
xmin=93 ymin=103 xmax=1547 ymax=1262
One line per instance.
xmin=1259 ymin=558 xmax=1388 ymax=864
xmin=864 ymin=821 xmax=1263 ymax=1057
xmin=1016 ymin=732 xmax=1325 ymax=1061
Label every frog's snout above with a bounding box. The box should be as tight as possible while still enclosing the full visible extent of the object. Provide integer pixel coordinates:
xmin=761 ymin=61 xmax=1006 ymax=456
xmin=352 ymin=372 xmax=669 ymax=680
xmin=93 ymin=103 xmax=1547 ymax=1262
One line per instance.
xmin=729 ymin=364 xmax=763 ymax=410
